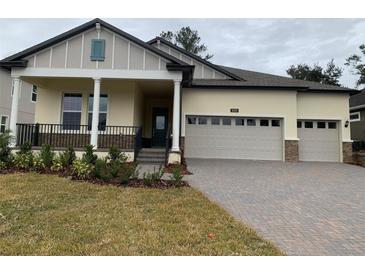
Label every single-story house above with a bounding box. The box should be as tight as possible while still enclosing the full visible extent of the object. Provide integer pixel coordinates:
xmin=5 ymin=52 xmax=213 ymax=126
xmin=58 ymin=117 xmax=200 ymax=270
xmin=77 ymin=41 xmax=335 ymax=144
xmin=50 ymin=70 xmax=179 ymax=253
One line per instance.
xmin=350 ymin=89 xmax=365 ymax=141
xmin=0 ymin=68 xmax=35 ymax=133
xmin=0 ymin=18 xmax=358 ymax=164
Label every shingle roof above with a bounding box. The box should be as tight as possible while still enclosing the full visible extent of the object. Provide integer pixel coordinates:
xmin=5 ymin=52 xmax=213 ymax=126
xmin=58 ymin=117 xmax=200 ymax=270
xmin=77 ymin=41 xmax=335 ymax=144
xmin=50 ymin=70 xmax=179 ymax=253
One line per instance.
xmin=191 ymin=65 xmax=357 ymax=94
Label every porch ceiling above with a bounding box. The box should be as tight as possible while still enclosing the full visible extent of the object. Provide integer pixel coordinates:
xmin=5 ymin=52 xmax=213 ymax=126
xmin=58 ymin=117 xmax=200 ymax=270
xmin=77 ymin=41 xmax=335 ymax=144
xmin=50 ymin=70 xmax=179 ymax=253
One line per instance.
xmin=137 ymin=80 xmax=173 ymax=97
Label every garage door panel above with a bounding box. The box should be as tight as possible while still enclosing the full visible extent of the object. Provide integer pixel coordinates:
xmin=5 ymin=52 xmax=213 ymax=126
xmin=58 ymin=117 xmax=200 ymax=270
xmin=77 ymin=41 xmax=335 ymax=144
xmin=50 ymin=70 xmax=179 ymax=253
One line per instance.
xmin=298 ymin=121 xmax=340 ymax=162
xmin=185 ymin=116 xmax=283 ymax=160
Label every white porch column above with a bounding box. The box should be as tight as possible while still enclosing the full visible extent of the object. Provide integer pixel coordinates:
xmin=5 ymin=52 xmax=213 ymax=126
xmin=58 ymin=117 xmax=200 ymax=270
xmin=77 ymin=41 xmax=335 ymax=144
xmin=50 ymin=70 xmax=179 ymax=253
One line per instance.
xmin=90 ymin=77 xmax=101 ymax=148
xmin=172 ymin=80 xmax=181 ymax=151
xmin=9 ymin=77 xmax=21 ymax=147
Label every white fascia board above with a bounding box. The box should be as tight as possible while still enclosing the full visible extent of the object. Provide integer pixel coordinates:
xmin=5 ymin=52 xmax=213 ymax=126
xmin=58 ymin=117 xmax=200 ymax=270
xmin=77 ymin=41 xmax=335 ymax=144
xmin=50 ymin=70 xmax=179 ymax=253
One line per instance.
xmin=350 ymin=104 xmax=365 ymax=111
xmin=11 ymin=67 xmax=183 ymax=81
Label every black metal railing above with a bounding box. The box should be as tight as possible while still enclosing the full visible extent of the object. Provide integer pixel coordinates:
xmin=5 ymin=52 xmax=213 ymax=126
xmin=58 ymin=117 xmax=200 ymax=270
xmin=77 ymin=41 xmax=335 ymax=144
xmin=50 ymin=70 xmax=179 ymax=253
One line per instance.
xmin=134 ymin=127 xmax=143 ymax=161
xmin=16 ymin=123 xmax=141 ymax=150
xmin=164 ymin=127 xmax=172 ymax=166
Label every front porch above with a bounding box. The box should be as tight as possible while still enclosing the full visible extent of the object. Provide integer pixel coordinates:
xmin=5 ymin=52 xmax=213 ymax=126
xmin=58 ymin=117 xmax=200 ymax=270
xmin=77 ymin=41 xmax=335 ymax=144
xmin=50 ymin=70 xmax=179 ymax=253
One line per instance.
xmin=10 ymin=76 xmax=182 ymax=164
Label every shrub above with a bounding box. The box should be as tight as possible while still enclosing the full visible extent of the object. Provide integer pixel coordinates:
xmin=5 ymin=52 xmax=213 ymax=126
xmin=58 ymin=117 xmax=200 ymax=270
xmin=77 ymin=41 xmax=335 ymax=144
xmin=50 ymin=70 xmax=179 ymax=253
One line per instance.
xmin=14 ymin=153 xmax=33 ymax=170
xmin=119 ymin=162 xmax=139 ymax=184
xmin=94 ymin=158 xmax=113 ymax=181
xmin=0 ymin=160 xmax=7 ymax=170
xmin=59 ymin=146 xmax=76 ymax=167
xmin=0 ymin=130 xmax=13 ymax=164
xmin=169 ymin=165 xmax=184 ymax=185
xmin=107 ymin=147 xmax=124 ymax=162
xmin=82 ymin=144 xmax=97 ymax=165
xmin=51 ymin=155 xmax=64 ymax=172
xmin=72 ymin=159 xmax=93 ymax=180
xmin=19 ymin=142 xmax=32 ymax=155
xmin=142 ymin=166 xmax=164 ymax=186
xmin=32 ymin=154 xmax=45 ymax=171
xmin=39 ymin=144 xmax=54 ymax=168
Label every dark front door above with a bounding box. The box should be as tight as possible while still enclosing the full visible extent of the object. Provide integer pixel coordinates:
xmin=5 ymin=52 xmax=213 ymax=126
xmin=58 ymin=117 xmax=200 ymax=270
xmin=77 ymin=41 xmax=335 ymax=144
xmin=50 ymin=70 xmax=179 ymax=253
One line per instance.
xmin=152 ymin=107 xmax=168 ymax=147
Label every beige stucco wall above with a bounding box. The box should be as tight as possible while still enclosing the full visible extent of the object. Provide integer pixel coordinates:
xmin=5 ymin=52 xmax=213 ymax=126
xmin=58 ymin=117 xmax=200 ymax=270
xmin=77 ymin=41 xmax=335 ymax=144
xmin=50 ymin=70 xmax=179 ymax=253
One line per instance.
xmin=297 ymin=92 xmax=351 ymax=141
xmin=133 ymin=86 xmax=144 ymax=127
xmin=34 ymin=78 xmax=141 ymax=127
xmin=0 ymin=69 xmax=35 ymax=127
xmin=181 ymin=88 xmax=298 ymax=140
xmin=182 ymin=88 xmax=351 ymax=143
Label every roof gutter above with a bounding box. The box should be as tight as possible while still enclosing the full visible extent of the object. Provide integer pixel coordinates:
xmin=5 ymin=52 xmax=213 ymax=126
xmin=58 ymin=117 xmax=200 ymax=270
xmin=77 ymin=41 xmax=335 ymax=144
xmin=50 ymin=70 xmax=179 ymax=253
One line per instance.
xmin=166 ymin=63 xmax=195 ymax=85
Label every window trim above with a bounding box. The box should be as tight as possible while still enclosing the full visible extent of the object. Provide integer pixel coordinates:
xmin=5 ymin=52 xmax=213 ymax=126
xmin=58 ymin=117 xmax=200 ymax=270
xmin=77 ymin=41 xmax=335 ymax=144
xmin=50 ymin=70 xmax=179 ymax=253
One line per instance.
xmin=211 ymin=117 xmax=220 ymax=125
xmin=61 ymin=92 xmax=83 ymax=130
xmin=235 ymin=118 xmax=245 ymax=126
xmin=222 ymin=117 xmax=232 ymax=126
xmin=317 ymin=121 xmax=326 ymax=129
xmin=31 ymin=85 xmax=37 ymax=103
xmin=350 ymin=111 xmax=361 ymax=122
xmin=259 ymin=119 xmax=269 ymax=127
xmin=247 ymin=118 xmax=257 ymax=126
xmin=198 ymin=117 xmax=208 ymax=125
xmin=328 ymin=122 xmax=337 ymax=129
xmin=271 ymin=119 xmax=280 ymax=127
xmin=304 ymin=121 xmax=314 ymax=128
xmin=187 ymin=116 xmax=197 ymax=125
xmin=0 ymin=115 xmax=9 ymax=133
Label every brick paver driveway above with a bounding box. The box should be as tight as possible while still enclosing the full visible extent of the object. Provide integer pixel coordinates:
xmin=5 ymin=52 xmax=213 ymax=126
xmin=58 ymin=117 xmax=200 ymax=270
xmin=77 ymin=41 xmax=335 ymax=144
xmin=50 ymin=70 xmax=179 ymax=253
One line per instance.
xmin=186 ymin=159 xmax=365 ymax=255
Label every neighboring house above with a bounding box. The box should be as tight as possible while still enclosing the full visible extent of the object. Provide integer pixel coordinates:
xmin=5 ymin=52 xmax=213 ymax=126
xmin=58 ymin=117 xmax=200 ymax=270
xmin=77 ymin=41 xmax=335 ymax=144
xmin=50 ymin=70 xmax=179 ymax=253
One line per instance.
xmin=349 ymin=88 xmax=365 ymax=141
xmin=0 ymin=68 xmax=35 ymax=133
xmin=0 ymin=18 xmax=358 ymax=164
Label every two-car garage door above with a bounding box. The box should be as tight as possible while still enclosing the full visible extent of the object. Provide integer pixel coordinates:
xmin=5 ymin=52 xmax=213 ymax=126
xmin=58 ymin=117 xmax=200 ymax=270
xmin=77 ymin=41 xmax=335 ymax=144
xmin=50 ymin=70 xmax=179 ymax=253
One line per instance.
xmin=185 ymin=116 xmax=341 ymax=162
xmin=185 ymin=116 xmax=283 ymax=160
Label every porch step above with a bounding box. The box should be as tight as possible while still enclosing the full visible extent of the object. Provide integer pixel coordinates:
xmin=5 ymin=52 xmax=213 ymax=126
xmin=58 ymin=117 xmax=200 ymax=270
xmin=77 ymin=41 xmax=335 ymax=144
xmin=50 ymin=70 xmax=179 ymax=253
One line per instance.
xmin=137 ymin=148 xmax=165 ymax=164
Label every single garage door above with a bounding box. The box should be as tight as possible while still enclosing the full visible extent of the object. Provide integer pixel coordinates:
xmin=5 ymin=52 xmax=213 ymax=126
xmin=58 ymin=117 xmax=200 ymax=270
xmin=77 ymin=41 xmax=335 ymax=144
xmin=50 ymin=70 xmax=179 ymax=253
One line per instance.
xmin=298 ymin=120 xmax=340 ymax=162
xmin=185 ymin=116 xmax=283 ymax=160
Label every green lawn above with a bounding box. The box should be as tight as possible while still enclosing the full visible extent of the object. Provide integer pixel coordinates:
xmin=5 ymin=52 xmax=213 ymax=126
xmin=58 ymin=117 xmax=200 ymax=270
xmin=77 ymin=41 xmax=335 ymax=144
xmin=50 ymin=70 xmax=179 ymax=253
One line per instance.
xmin=0 ymin=173 xmax=283 ymax=255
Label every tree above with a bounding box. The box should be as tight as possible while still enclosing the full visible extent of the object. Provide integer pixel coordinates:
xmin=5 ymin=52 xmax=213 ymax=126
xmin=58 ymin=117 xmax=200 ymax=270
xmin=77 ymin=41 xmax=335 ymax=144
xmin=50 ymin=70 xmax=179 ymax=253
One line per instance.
xmin=160 ymin=27 xmax=213 ymax=60
xmin=345 ymin=44 xmax=365 ymax=88
xmin=286 ymin=59 xmax=343 ymax=86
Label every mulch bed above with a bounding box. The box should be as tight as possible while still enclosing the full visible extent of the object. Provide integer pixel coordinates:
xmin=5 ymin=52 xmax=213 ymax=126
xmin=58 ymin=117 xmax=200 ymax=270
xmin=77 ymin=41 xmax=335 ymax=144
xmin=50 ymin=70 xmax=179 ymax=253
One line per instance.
xmin=164 ymin=158 xmax=192 ymax=175
xmin=0 ymin=168 xmax=189 ymax=189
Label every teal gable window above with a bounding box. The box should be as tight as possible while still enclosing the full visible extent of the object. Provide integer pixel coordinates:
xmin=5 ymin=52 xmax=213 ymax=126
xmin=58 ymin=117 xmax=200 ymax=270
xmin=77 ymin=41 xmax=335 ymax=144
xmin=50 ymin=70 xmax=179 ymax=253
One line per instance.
xmin=91 ymin=39 xmax=105 ymax=61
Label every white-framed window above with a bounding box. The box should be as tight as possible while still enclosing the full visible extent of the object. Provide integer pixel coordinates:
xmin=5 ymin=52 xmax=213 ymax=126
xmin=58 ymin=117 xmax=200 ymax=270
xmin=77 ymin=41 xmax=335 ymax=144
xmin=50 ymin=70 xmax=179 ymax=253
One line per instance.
xmin=31 ymin=85 xmax=37 ymax=102
xmin=88 ymin=94 xmax=108 ymax=131
xmin=187 ymin=117 xmax=196 ymax=125
xmin=211 ymin=117 xmax=220 ymax=125
xmin=0 ymin=115 xmax=8 ymax=133
xmin=62 ymin=93 xmax=83 ymax=130
xmin=198 ymin=117 xmax=207 ymax=125
xmin=350 ymin=112 xmax=361 ymax=122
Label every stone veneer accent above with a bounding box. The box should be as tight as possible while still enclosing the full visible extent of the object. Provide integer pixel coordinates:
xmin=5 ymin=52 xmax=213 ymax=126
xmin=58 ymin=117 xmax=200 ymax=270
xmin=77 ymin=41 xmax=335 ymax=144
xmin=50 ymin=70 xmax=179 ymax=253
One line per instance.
xmin=342 ymin=142 xmax=353 ymax=164
xmin=179 ymin=136 xmax=185 ymax=152
xmin=285 ymin=140 xmax=299 ymax=162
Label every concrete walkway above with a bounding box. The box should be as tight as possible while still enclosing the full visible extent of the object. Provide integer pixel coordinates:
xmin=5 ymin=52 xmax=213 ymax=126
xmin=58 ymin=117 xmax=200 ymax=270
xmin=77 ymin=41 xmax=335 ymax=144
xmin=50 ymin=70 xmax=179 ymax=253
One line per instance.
xmin=186 ymin=159 xmax=365 ymax=255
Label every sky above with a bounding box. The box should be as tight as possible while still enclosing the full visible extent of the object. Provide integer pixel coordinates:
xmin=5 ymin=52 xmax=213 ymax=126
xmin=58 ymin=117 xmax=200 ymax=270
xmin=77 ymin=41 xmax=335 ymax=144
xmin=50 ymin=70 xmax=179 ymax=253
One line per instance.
xmin=1 ymin=18 xmax=364 ymax=89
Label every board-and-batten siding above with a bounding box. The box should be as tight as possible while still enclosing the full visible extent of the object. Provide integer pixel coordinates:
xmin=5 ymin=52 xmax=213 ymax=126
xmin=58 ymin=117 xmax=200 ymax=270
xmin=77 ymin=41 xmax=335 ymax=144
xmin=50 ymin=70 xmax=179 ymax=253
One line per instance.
xmin=152 ymin=42 xmax=228 ymax=80
xmin=25 ymin=28 xmax=169 ymax=71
